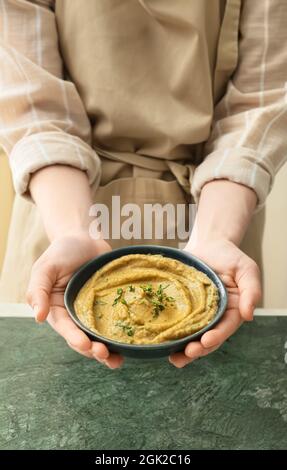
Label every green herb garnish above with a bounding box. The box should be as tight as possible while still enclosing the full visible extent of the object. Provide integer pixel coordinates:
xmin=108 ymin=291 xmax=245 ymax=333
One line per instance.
xmin=116 ymin=321 xmax=135 ymax=337
xmin=128 ymin=285 xmax=135 ymax=292
xmin=112 ymin=287 xmax=124 ymax=306
xmin=151 ymin=299 xmax=165 ymax=317
xmin=140 ymin=283 xmax=175 ymax=317
xmin=140 ymin=283 xmax=153 ymax=296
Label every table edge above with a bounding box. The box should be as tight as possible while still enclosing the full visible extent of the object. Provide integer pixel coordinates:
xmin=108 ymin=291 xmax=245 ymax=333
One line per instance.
xmin=0 ymin=303 xmax=286 ymax=317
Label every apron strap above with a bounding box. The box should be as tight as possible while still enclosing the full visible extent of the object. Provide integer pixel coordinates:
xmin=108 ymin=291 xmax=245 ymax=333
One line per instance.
xmin=213 ymin=0 xmax=242 ymax=103
xmin=94 ymin=144 xmax=194 ymax=196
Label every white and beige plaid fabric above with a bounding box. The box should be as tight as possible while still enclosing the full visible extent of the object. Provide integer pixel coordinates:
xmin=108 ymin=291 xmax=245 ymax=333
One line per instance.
xmin=0 ymin=0 xmax=286 ymax=207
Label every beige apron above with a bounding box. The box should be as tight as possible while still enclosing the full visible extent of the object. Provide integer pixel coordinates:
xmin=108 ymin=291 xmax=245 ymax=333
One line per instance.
xmin=0 ymin=0 xmax=264 ymax=303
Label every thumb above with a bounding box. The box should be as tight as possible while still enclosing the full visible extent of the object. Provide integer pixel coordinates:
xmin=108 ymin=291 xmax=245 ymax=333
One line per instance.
xmin=236 ymin=258 xmax=262 ymax=321
xmin=26 ymin=261 xmax=55 ymax=322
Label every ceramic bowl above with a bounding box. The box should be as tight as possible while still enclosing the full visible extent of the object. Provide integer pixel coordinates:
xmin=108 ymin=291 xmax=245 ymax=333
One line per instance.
xmin=64 ymin=245 xmax=228 ymax=358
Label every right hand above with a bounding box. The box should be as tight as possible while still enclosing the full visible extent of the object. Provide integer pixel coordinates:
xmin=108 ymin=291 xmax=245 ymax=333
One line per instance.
xmin=26 ymin=232 xmax=124 ymax=369
xmin=170 ymin=238 xmax=261 ymax=368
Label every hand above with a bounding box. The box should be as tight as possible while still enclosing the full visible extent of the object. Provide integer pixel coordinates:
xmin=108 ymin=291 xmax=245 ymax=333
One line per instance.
xmin=169 ymin=239 xmax=262 ymax=368
xmin=26 ymin=232 xmax=124 ymax=369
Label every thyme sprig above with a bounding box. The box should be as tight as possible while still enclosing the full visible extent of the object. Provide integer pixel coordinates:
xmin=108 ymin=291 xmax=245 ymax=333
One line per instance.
xmin=112 ymin=283 xmax=175 ymax=318
xmin=140 ymin=283 xmax=175 ymax=317
xmin=115 ymin=321 xmax=135 ymax=337
xmin=112 ymin=287 xmax=124 ymax=306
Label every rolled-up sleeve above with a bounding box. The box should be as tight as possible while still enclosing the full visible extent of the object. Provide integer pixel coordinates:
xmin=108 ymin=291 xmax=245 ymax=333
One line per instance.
xmin=191 ymin=0 xmax=287 ymax=208
xmin=0 ymin=0 xmax=101 ymax=196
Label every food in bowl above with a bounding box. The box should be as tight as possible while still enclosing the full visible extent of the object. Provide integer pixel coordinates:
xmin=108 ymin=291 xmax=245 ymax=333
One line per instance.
xmin=74 ymin=253 xmax=219 ymax=345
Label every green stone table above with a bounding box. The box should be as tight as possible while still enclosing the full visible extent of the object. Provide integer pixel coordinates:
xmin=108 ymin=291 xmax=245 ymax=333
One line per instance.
xmin=0 ymin=316 xmax=286 ymax=450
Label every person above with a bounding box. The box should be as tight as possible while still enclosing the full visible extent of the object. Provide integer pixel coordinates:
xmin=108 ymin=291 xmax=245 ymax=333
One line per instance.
xmin=0 ymin=0 xmax=286 ymax=368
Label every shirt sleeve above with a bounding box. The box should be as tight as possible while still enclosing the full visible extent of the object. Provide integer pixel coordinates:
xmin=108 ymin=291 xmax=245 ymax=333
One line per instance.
xmin=191 ymin=0 xmax=287 ymax=208
xmin=0 ymin=0 xmax=101 ymax=196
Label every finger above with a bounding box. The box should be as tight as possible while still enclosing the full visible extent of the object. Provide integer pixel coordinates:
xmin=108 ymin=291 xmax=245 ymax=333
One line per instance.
xmin=184 ymin=341 xmax=206 ymax=359
xmin=236 ymin=259 xmax=262 ymax=321
xmin=47 ymin=307 xmax=92 ymax=352
xmin=48 ymin=307 xmax=122 ymax=367
xmin=103 ymin=353 xmax=124 ymax=369
xmin=226 ymin=289 xmax=239 ymax=310
xmin=70 ymin=341 xmax=124 ymax=368
xmin=26 ymin=262 xmax=55 ymax=322
xmin=170 ymin=341 xmax=204 ymax=367
xmin=67 ymin=341 xmax=94 ymax=359
xmin=170 ymin=345 xmax=219 ymax=368
xmin=91 ymin=343 xmax=123 ymax=368
xmin=169 ymin=352 xmax=199 ymax=368
xmin=91 ymin=342 xmax=110 ymax=361
xmin=200 ymin=308 xmax=242 ymax=349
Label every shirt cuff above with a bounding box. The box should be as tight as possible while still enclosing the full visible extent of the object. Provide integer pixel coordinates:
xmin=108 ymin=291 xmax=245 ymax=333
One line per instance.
xmin=9 ymin=131 xmax=102 ymax=197
xmin=191 ymin=147 xmax=273 ymax=209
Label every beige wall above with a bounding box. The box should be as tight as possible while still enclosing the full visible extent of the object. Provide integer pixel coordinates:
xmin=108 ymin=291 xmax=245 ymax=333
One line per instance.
xmin=0 ymin=146 xmax=286 ymax=307
xmin=262 ymin=164 xmax=287 ymax=308
xmin=0 ymin=149 xmax=14 ymax=269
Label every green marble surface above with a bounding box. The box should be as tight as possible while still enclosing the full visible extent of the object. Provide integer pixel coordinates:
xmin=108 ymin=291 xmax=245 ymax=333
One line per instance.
xmin=0 ymin=317 xmax=286 ymax=450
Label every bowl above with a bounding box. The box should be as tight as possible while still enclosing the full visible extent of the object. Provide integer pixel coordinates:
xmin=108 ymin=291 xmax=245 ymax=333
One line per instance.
xmin=64 ymin=245 xmax=227 ymax=358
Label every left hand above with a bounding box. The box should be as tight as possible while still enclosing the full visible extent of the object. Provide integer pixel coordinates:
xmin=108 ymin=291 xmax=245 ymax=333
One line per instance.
xmin=169 ymin=239 xmax=262 ymax=368
xmin=26 ymin=232 xmax=124 ymax=369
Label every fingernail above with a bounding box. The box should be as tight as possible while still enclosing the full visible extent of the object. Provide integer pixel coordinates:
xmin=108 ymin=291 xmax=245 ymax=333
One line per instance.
xmin=92 ymin=347 xmax=109 ymax=360
xmin=186 ymin=348 xmax=195 ymax=358
xmin=186 ymin=350 xmax=200 ymax=360
xmin=103 ymin=360 xmax=113 ymax=369
xmin=245 ymin=313 xmax=254 ymax=322
xmin=92 ymin=352 xmax=102 ymax=361
xmin=178 ymin=362 xmax=188 ymax=369
xmin=102 ymin=350 xmax=110 ymax=360
xmin=93 ymin=353 xmax=109 ymax=366
xmin=96 ymin=357 xmax=112 ymax=368
xmin=33 ymin=305 xmax=40 ymax=322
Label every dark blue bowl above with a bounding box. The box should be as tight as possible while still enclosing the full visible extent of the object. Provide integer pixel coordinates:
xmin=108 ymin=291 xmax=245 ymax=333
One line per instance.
xmin=64 ymin=245 xmax=228 ymax=358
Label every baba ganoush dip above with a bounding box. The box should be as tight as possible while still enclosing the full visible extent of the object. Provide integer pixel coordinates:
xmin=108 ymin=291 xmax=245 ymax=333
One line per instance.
xmin=74 ymin=254 xmax=219 ymax=345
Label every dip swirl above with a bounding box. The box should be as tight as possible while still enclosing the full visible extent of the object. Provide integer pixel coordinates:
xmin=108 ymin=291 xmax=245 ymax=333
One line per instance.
xmin=74 ymin=254 xmax=219 ymax=344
